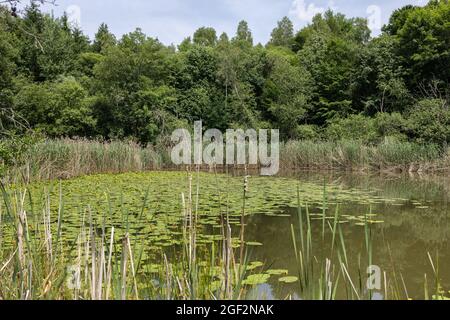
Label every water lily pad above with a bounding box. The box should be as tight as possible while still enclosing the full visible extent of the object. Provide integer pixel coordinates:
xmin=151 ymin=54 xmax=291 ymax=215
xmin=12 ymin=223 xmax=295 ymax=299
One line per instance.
xmin=278 ymin=276 xmax=298 ymax=283
xmin=266 ymin=269 xmax=289 ymax=275
xmin=246 ymin=261 xmax=264 ymax=271
xmin=243 ymin=274 xmax=270 ymax=285
xmin=246 ymin=241 xmax=263 ymax=246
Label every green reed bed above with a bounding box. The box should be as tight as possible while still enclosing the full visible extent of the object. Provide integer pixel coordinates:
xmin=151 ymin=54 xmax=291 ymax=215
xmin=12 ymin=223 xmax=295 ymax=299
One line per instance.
xmin=14 ymin=139 xmax=163 ymax=182
xmin=4 ymin=138 xmax=450 ymax=183
xmin=281 ymin=139 xmax=447 ymax=172
xmin=14 ymin=139 xmax=450 ymax=181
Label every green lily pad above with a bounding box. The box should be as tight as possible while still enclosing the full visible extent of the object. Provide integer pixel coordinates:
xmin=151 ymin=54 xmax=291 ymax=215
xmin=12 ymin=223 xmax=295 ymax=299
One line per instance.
xmin=246 ymin=241 xmax=263 ymax=246
xmin=279 ymin=276 xmax=299 ymax=283
xmin=243 ymin=273 xmax=270 ymax=285
xmin=266 ymin=269 xmax=289 ymax=276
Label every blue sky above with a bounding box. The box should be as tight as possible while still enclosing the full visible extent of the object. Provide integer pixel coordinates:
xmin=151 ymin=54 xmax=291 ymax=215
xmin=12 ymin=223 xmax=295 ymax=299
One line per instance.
xmin=38 ymin=0 xmax=429 ymax=45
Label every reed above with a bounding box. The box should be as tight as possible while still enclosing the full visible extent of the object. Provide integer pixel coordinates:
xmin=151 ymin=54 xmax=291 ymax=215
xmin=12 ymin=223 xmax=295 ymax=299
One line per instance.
xmin=7 ymin=138 xmax=163 ymax=183
xmin=281 ymin=139 xmax=447 ymax=173
xmin=4 ymin=138 xmax=450 ymax=184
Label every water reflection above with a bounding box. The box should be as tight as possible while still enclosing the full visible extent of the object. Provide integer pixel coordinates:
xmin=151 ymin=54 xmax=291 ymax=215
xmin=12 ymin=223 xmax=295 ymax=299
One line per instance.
xmin=241 ymin=171 xmax=450 ymax=300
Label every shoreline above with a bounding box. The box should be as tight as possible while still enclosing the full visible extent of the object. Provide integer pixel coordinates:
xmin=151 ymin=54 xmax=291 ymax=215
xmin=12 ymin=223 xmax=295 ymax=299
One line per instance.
xmin=3 ymin=138 xmax=450 ymax=183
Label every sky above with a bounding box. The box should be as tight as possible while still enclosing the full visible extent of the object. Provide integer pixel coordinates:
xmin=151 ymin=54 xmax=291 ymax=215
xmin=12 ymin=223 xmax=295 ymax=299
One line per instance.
xmin=35 ymin=0 xmax=430 ymax=45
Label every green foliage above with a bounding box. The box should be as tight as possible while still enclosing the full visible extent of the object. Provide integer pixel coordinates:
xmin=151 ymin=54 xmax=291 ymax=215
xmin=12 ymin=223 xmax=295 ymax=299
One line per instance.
xmin=268 ymin=16 xmax=294 ymax=48
xmin=92 ymin=23 xmax=116 ymax=53
xmin=388 ymin=1 xmax=450 ymax=91
xmin=193 ymin=27 xmax=217 ymax=47
xmin=0 ymin=2 xmax=447 ymax=154
xmin=233 ymin=20 xmax=253 ymax=46
xmin=373 ymin=112 xmax=407 ymax=141
xmin=263 ymin=50 xmax=312 ymax=138
xmin=14 ymin=77 xmax=96 ymax=137
xmin=406 ymin=98 xmax=450 ymax=144
xmin=0 ymin=7 xmax=18 ymax=109
xmin=293 ymin=10 xmax=370 ymax=52
xmin=326 ymin=114 xmax=377 ymax=143
xmin=0 ymin=132 xmax=40 ymax=173
xmin=354 ymin=35 xmax=412 ymax=114
xmin=293 ymin=125 xmax=321 ymax=141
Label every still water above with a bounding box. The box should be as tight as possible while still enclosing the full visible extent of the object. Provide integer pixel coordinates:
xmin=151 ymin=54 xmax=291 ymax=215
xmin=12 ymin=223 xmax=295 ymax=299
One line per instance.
xmin=24 ymin=170 xmax=450 ymax=300
xmin=245 ymin=171 xmax=450 ymax=300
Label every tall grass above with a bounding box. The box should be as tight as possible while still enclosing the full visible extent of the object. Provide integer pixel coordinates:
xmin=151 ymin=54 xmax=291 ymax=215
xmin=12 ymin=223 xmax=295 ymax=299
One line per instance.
xmin=281 ymin=138 xmax=447 ymax=172
xmin=11 ymin=139 xmax=164 ymax=182
xmin=4 ymin=138 xmax=450 ymax=183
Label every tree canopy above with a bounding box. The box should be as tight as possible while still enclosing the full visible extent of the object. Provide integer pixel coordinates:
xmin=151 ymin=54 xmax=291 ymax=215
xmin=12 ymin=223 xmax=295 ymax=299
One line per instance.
xmin=0 ymin=1 xmax=449 ymax=146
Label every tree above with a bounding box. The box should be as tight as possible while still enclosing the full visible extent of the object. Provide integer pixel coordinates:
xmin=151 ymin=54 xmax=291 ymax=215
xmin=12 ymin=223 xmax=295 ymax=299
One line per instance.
xmin=233 ymin=20 xmax=253 ymax=46
xmin=406 ymin=98 xmax=450 ymax=144
xmin=92 ymin=30 xmax=174 ymax=141
xmin=293 ymin=10 xmax=370 ymax=52
xmin=13 ymin=77 xmax=95 ymax=137
xmin=193 ymin=27 xmax=217 ymax=47
xmin=296 ymin=10 xmax=371 ymax=124
xmin=218 ymin=32 xmax=229 ymax=46
xmin=382 ymin=5 xmax=417 ymax=35
xmin=268 ymin=16 xmax=294 ymax=48
xmin=394 ymin=1 xmax=450 ymax=90
xmin=262 ymin=50 xmax=312 ymax=138
xmin=353 ymin=35 xmax=411 ymax=114
xmin=37 ymin=15 xmax=81 ymax=80
xmin=299 ymin=33 xmax=357 ymax=123
xmin=92 ymin=23 xmax=116 ymax=53
xmin=0 ymin=1 xmax=448 ymax=147
xmin=178 ymin=37 xmax=192 ymax=52
xmin=0 ymin=6 xmax=18 ymax=109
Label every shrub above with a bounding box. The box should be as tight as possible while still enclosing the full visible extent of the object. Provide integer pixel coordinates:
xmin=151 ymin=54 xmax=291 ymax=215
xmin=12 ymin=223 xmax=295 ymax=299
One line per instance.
xmin=293 ymin=124 xmax=321 ymax=140
xmin=326 ymin=114 xmax=377 ymax=143
xmin=373 ymin=112 xmax=407 ymax=141
xmin=406 ymin=99 xmax=450 ymax=144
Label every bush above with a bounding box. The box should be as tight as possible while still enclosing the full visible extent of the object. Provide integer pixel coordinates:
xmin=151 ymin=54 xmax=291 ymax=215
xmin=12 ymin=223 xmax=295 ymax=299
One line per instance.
xmin=293 ymin=124 xmax=320 ymax=140
xmin=0 ymin=132 xmax=40 ymax=174
xmin=13 ymin=77 xmax=96 ymax=137
xmin=326 ymin=114 xmax=377 ymax=143
xmin=406 ymin=99 xmax=450 ymax=144
xmin=373 ymin=112 xmax=408 ymax=141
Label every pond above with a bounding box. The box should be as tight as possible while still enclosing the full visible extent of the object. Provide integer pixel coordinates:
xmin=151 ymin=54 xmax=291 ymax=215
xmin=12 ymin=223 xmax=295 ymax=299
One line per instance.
xmin=16 ymin=170 xmax=450 ymax=300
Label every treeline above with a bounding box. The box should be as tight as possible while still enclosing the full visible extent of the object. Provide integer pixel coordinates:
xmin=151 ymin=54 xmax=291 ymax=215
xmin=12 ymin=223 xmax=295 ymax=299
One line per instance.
xmin=0 ymin=1 xmax=449 ymax=149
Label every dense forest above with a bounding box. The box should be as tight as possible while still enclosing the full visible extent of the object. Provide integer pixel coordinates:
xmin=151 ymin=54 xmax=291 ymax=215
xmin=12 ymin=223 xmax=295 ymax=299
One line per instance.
xmin=0 ymin=0 xmax=449 ymax=155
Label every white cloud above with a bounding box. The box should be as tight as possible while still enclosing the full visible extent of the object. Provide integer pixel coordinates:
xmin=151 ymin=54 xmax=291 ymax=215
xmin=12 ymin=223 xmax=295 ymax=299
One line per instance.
xmin=289 ymin=0 xmax=338 ymax=23
xmin=289 ymin=0 xmax=325 ymax=22
xmin=367 ymin=5 xmax=382 ymax=32
xmin=66 ymin=5 xmax=82 ymax=28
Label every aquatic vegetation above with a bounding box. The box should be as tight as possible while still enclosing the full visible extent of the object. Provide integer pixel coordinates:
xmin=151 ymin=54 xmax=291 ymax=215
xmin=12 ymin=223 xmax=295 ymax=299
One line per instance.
xmin=5 ymin=139 xmax=450 ymax=185
xmin=243 ymin=274 xmax=271 ymax=286
xmin=266 ymin=269 xmax=289 ymax=276
xmin=278 ymin=276 xmax=299 ymax=284
xmin=0 ymin=170 xmax=449 ymax=300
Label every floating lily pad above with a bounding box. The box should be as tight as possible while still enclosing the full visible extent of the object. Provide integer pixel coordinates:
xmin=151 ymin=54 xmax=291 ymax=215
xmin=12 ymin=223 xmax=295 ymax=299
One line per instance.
xmin=246 ymin=241 xmax=263 ymax=246
xmin=246 ymin=261 xmax=264 ymax=271
xmin=266 ymin=269 xmax=289 ymax=276
xmin=279 ymin=276 xmax=299 ymax=283
xmin=243 ymin=274 xmax=270 ymax=285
